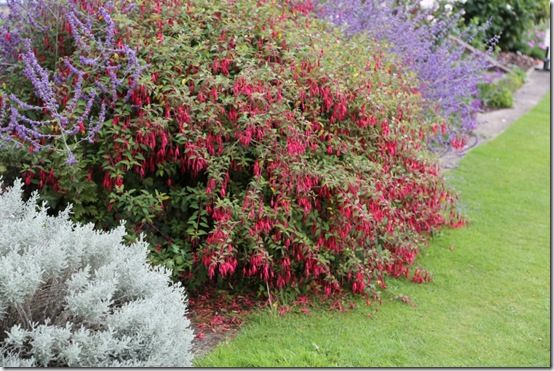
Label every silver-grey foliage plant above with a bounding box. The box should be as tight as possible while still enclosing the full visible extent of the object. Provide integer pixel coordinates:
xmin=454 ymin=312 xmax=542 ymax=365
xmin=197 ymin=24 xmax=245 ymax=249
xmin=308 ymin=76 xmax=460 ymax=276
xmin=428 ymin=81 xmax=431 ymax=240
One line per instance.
xmin=0 ymin=179 xmax=194 ymax=367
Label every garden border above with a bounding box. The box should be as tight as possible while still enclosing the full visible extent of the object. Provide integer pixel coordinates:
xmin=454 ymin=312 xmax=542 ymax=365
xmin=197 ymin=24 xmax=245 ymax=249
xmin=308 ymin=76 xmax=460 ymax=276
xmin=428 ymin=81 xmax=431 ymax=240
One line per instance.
xmin=439 ymin=68 xmax=550 ymax=169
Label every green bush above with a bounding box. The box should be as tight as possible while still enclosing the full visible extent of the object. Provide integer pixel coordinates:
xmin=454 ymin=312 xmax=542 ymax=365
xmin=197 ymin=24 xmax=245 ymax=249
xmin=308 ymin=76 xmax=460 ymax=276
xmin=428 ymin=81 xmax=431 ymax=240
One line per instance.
xmin=479 ymin=83 xmax=513 ymax=108
xmin=460 ymin=0 xmax=550 ymax=51
xmin=504 ymin=68 xmax=526 ymax=90
xmin=519 ymin=44 xmax=547 ymax=60
xmin=478 ymin=68 xmax=526 ymax=109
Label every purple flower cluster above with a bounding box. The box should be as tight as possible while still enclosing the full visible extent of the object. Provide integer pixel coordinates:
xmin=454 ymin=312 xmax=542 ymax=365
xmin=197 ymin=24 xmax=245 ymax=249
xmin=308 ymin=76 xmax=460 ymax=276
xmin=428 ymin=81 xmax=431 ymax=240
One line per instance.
xmin=317 ymin=0 xmax=493 ymax=149
xmin=0 ymin=0 xmax=143 ymax=163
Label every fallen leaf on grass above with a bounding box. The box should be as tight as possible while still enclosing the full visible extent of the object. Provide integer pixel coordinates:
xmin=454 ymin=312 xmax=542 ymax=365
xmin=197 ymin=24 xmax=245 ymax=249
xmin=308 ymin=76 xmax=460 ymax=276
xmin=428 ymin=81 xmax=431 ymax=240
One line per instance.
xmin=395 ymin=294 xmax=416 ymax=307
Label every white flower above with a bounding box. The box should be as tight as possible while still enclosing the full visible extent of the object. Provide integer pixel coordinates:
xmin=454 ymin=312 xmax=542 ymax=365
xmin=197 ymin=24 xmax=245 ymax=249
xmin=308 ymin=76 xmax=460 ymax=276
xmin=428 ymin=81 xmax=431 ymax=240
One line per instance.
xmin=420 ymin=0 xmax=436 ymax=9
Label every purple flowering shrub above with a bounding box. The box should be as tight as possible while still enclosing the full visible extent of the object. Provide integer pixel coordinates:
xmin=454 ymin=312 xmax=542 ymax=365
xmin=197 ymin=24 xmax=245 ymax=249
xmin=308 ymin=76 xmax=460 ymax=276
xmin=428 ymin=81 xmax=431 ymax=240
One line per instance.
xmin=317 ymin=0 xmax=492 ymax=150
xmin=0 ymin=0 xmax=143 ymax=162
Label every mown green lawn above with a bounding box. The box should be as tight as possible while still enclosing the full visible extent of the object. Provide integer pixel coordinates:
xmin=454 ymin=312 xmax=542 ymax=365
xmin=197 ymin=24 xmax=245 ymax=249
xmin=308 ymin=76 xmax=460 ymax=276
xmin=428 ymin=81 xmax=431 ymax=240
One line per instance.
xmin=196 ymin=94 xmax=551 ymax=367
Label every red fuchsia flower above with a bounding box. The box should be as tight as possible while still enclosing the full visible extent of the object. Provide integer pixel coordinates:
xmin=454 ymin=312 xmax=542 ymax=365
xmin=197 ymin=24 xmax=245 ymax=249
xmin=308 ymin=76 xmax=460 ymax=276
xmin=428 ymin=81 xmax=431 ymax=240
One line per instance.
xmin=352 ymin=272 xmax=365 ymax=294
xmin=245 ymin=252 xmax=267 ymax=277
xmin=253 ymin=217 xmax=272 ymax=234
xmin=330 ymin=95 xmax=348 ymax=123
xmin=449 ymin=212 xmax=466 ymax=228
xmin=227 ymin=107 xmax=239 ymax=123
xmin=220 ymin=57 xmax=232 ymax=76
xmin=308 ymin=79 xmax=320 ymax=97
xmin=276 ymin=274 xmax=286 ymax=289
xmin=295 ymin=174 xmax=318 ymax=193
xmin=441 ymin=123 xmax=448 ymax=135
xmin=295 ymin=295 xmax=309 ymax=306
xmin=212 ymin=58 xmax=221 ymax=74
xmin=202 ymin=252 xmax=213 ymax=269
xmin=197 ymin=91 xmax=207 ymax=102
xmin=212 ymin=206 xmax=232 ymax=223
xmin=114 ymin=175 xmax=123 ymax=188
xmin=431 ymin=123 xmax=440 ymax=135
xmin=357 ymin=113 xmax=377 ymax=129
xmin=237 ymin=126 xmax=254 ymax=147
xmin=206 ymin=228 xmax=228 ymax=246
xmin=232 ymin=77 xmax=245 ymax=96
xmin=24 ymin=171 xmax=33 ymax=185
xmin=253 ymin=160 xmax=262 ymax=177
xmin=278 ymin=305 xmax=291 ymax=316
xmin=276 ymin=258 xmax=292 ymax=289
xmin=450 ymin=136 xmax=466 ymax=150
xmin=176 ymin=105 xmax=191 ymax=126
xmin=287 ymin=0 xmax=315 ymax=15
xmin=261 ymin=263 xmax=273 ymax=282
xmin=219 ymin=172 xmax=230 ymax=197
xmin=209 ymin=87 xmax=218 ymax=102
xmin=386 ymin=260 xmax=409 ymax=278
xmin=101 ymin=172 xmax=112 ymax=190
xmin=286 ymin=137 xmax=307 ymax=156
xmin=206 ymin=178 xmax=217 ymax=194
xmin=218 ymin=256 xmax=238 ymax=277
xmin=183 ymin=142 xmax=208 ymax=176
xmin=297 ymin=197 xmax=312 ymax=214
xmin=380 ymin=120 xmax=390 ymax=136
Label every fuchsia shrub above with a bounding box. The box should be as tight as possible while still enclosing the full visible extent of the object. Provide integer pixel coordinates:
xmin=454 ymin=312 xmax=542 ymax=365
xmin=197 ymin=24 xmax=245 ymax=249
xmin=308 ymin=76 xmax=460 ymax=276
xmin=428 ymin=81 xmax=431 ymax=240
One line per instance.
xmin=0 ymin=0 xmax=463 ymax=296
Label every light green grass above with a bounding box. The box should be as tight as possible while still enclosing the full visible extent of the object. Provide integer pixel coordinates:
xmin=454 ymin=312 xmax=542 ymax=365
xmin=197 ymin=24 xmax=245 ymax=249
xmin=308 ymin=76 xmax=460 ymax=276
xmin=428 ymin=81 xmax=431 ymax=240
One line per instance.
xmin=196 ymin=95 xmax=551 ymax=367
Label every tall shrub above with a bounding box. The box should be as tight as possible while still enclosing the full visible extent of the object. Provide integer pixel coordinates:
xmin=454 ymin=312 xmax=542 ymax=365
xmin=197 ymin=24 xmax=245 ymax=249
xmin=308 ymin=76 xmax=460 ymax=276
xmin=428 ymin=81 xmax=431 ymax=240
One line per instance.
xmin=0 ymin=179 xmax=194 ymax=367
xmin=0 ymin=0 xmax=462 ymax=296
xmin=460 ymin=0 xmax=550 ymax=51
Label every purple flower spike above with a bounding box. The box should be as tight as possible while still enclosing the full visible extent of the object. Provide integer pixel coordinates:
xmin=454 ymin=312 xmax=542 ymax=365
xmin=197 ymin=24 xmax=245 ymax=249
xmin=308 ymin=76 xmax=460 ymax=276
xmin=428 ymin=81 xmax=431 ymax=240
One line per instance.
xmin=0 ymin=0 xmax=144 ymax=163
xmin=65 ymin=150 xmax=77 ymax=165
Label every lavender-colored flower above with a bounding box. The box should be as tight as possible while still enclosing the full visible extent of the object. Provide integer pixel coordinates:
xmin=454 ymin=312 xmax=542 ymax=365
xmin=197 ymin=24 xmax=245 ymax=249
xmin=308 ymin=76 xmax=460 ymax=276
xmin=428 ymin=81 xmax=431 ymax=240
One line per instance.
xmin=98 ymin=6 xmax=115 ymax=48
xmin=21 ymin=40 xmax=57 ymax=112
xmin=0 ymin=0 xmax=144 ymax=162
xmin=65 ymin=150 xmax=77 ymax=165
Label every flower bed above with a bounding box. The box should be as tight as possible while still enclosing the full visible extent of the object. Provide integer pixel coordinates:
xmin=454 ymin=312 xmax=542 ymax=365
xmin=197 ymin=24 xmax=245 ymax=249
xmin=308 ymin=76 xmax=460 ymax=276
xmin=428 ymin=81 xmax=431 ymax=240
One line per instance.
xmin=0 ymin=0 xmax=462 ymax=298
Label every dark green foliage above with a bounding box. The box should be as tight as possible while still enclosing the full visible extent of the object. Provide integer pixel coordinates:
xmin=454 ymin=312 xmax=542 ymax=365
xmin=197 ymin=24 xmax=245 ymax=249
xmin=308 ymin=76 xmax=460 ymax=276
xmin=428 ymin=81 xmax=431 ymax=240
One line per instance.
xmin=478 ymin=68 xmax=526 ymax=109
xmin=520 ymin=44 xmax=547 ymax=60
xmin=460 ymin=0 xmax=550 ymax=51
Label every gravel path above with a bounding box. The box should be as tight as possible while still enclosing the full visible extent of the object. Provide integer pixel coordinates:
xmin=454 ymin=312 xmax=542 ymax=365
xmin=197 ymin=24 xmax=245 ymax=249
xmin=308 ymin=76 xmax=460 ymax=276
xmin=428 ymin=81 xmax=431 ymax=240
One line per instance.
xmin=440 ymin=68 xmax=551 ymax=170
